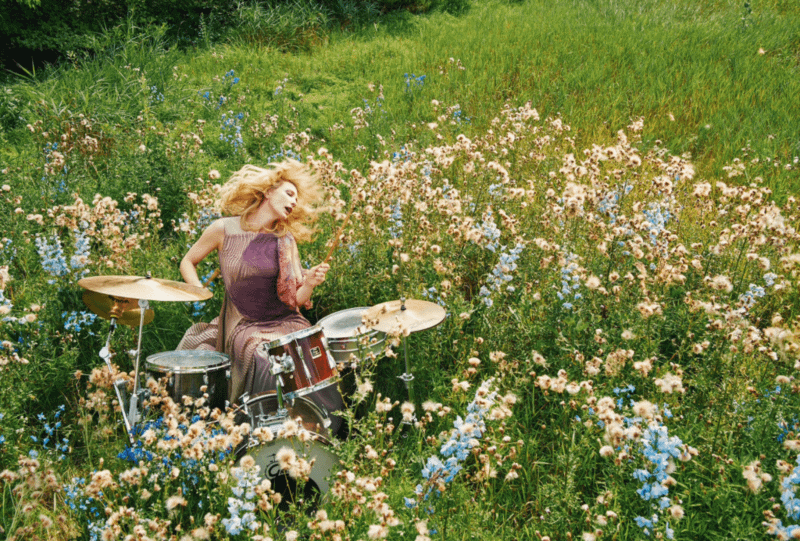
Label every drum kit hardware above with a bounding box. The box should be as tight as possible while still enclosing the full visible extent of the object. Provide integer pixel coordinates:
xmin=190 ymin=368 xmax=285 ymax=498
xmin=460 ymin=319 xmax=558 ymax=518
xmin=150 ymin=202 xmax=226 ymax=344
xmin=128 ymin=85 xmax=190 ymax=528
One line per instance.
xmin=82 ymin=291 xmax=155 ymax=327
xmin=317 ymin=307 xmax=387 ymax=367
xmin=362 ymin=297 xmax=446 ymax=405
xmin=78 ymin=274 xmax=213 ymax=442
xmin=257 ymin=324 xmax=339 ymax=402
xmin=78 ymin=271 xmax=446 ymax=498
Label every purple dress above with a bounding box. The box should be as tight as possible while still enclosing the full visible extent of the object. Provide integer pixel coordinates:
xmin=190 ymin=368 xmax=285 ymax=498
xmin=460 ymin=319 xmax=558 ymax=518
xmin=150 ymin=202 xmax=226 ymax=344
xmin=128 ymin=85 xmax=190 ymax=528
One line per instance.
xmin=178 ymin=219 xmax=343 ymax=432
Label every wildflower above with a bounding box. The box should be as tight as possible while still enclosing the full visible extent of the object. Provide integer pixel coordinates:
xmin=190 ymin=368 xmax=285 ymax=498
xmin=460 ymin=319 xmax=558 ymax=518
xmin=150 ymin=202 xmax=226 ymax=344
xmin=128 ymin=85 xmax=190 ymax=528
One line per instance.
xmin=368 ymin=524 xmax=389 ymax=539
xmin=401 ymin=401 xmax=415 ymax=423
xmin=707 ymin=275 xmax=734 ymax=293
xmin=654 ymin=373 xmax=685 ymax=394
xmin=742 ymin=460 xmax=770 ymax=493
xmin=632 ymin=400 xmax=656 ymax=421
xmin=621 ymin=329 xmax=636 ymax=340
xmin=166 ymin=494 xmax=188 ymax=511
xmin=376 ymin=398 xmax=393 ymax=413
xmin=240 ymin=455 xmax=256 ymax=470
xmin=692 ymin=182 xmax=712 ymax=197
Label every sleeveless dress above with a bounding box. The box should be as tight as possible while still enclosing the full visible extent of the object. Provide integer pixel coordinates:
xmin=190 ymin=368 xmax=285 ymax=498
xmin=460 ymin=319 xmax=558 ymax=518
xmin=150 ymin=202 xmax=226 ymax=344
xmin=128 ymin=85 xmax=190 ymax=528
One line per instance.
xmin=177 ymin=219 xmax=343 ymax=432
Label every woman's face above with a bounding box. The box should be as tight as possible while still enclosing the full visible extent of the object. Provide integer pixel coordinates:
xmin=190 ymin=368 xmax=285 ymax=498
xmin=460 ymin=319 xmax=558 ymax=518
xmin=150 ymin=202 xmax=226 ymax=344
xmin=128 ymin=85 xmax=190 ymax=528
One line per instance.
xmin=264 ymin=181 xmax=299 ymax=222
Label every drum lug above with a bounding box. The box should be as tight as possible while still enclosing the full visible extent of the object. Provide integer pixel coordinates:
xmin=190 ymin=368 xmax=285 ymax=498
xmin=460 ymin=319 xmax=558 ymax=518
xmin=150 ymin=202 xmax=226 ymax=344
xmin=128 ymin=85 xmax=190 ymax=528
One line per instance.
xmin=318 ymin=404 xmax=332 ymax=428
xmin=295 ymin=344 xmax=314 ymax=383
xmin=321 ymin=336 xmax=336 ymax=369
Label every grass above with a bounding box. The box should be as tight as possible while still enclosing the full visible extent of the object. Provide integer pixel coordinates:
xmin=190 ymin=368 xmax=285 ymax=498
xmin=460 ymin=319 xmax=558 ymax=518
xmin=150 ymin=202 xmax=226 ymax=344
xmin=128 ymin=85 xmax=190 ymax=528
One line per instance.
xmin=1 ymin=0 xmax=800 ymax=539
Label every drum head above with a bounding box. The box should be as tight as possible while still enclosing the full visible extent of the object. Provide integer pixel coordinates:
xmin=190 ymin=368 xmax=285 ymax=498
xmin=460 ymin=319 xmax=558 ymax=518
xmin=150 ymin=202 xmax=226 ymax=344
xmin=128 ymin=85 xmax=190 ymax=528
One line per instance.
xmin=246 ymin=439 xmax=339 ymax=496
xmin=244 ymin=393 xmax=331 ymax=441
xmin=317 ymin=307 xmax=371 ymax=338
xmin=265 ymin=324 xmax=323 ymax=348
xmin=241 ymin=392 xmax=340 ymax=511
xmin=146 ymin=350 xmax=229 ymax=371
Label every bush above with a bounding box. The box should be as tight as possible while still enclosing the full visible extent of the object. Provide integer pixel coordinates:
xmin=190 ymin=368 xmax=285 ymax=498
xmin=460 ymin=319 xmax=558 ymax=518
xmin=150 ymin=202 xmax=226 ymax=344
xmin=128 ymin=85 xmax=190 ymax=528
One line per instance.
xmin=0 ymin=0 xmax=240 ymax=69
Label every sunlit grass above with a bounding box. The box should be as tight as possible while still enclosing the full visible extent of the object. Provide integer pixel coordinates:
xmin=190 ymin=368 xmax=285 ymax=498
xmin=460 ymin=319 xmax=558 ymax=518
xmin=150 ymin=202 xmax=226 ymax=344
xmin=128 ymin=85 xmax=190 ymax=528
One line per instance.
xmin=1 ymin=0 xmax=800 ymax=539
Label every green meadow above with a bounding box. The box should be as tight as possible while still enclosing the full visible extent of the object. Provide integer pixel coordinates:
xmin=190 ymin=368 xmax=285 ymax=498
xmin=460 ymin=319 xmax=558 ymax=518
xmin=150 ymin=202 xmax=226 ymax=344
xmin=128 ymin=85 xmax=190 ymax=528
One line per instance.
xmin=1 ymin=0 xmax=800 ymax=539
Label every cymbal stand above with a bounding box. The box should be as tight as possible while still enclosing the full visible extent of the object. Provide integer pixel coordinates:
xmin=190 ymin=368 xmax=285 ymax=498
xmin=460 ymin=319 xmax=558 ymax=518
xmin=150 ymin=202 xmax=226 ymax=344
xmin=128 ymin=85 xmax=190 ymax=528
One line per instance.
xmin=267 ymin=348 xmax=293 ymax=419
xmin=98 ymin=297 xmax=138 ymax=443
xmin=125 ymin=299 xmax=149 ymax=436
xmin=395 ymin=297 xmax=417 ymax=409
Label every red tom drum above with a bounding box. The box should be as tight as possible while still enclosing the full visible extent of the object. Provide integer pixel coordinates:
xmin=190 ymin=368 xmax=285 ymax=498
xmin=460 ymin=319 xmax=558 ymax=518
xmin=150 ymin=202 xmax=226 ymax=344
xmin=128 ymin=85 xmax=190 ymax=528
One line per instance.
xmin=258 ymin=325 xmax=338 ymax=399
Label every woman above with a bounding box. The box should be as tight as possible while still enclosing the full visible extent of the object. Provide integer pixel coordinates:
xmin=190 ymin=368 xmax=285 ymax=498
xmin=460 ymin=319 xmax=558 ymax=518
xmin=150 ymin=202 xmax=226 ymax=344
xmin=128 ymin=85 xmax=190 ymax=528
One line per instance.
xmin=177 ymin=160 xmax=342 ymax=432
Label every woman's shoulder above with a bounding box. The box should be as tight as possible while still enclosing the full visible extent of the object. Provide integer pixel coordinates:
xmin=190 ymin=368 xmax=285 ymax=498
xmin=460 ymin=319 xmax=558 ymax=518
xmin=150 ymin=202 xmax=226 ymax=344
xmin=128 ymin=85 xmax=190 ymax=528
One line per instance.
xmin=211 ymin=216 xmax=243 ymax=234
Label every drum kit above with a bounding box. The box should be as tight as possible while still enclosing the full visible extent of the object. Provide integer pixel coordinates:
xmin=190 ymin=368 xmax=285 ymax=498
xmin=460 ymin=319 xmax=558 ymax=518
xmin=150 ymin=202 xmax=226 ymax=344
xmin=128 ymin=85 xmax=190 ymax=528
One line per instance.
xmin=78 ymin=273 xmax=446 ymax=502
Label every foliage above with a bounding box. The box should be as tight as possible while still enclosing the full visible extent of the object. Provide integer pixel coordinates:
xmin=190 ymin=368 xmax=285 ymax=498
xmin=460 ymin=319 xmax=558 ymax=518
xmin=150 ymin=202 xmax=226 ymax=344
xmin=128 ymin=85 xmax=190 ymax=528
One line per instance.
xmin=1 ymin=0 xmax=800 ymax=539
xmin=0 ymin=0 xmax=239 ymax=68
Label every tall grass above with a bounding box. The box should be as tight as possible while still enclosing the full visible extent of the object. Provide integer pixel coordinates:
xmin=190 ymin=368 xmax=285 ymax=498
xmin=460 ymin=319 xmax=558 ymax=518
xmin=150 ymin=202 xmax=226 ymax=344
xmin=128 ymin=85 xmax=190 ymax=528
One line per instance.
xmin=1 ymin=0 xmax=800 ymax=539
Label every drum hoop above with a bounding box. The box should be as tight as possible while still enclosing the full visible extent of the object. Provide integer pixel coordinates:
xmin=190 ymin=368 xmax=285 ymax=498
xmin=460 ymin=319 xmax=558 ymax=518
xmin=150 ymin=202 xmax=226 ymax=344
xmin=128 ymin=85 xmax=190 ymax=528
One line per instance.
xmin=266 ymin=324 xmax=323 ymax=348
xmin=284 ymin=377 xmax=341 ymax=400
xmin=145 ymin=351 xmax=230 ymax=373
xmin=246 ymin=393 xmax=331 ymax=427
xmin=325 ymin=331 xmax=386 ymax=344
xmin=244 ymin=393 xmax=332 ymax=444
xmin=317 ymin=307 xmax=375 ymax=339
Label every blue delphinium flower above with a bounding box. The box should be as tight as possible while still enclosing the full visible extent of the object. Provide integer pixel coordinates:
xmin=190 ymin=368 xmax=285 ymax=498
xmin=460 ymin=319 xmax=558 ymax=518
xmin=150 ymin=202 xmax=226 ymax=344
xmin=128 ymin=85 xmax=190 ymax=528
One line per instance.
xmin=36 ymin=234 xmax=70 ymax=281
xmin=643 ymin=201 xmax=672 ymax=251
xmin=739 ymin=283 xmax=766 ymax=312
xmin=149 ymin=85 xmax=165 ymax=103
xmin=557 ymin=252 xmax=581 ymax=310
xmin=765 ymin=455 xmax=800 ymax=537
xmin=63 ymin=310 xmax=98 ymax=335
xmin=406 ymin=380 xmax=499 ymax=511
xmin=389 ymin=200 xmax=403 ymax=239
xmin=220 ymin=111 xmax=245 ymax=153
xmin=481 ymin=243 xmax=524 ymax=307
xmin=473 ymin=211 xmax=501 ymax=252
xmin=222 ymin=465 xmax=261 ymax=534
xmin=404 ymin=73 xmax=426 ymax=93
xmin=631 ymin=421 xmax=684 ymax=537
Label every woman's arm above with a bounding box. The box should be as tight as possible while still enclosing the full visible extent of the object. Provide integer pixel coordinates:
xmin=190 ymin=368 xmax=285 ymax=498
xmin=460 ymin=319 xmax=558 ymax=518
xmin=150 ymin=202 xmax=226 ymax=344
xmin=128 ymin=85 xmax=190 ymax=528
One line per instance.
xmin=180 ymin=219 xmax=226 ymax=287
xmin=296 ymin=262 xmax=330 ymax=307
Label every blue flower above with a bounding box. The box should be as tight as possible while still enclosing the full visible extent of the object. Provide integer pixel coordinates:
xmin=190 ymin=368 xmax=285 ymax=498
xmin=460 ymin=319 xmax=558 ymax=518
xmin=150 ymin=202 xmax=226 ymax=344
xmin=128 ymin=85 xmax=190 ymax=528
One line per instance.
xmin=407 ymin=380 xmax=499 ymax=511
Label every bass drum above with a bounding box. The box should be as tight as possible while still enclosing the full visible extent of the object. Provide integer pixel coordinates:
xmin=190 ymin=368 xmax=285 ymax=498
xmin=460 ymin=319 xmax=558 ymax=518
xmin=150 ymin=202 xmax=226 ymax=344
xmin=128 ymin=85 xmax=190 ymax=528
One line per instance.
xmin=241 ymin=393 xmax=340 ymax=506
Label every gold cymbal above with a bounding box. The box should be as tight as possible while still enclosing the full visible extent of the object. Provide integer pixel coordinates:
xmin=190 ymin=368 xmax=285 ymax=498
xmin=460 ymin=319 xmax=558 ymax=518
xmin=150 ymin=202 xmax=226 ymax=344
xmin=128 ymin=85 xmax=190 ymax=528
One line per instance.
xmin=78 ymin=275 xmax=213 ymax=302
xmin=363 ymin=299 xmax=446 ymax=334
xmin=82 ymin=291 xmax=155 ymax=327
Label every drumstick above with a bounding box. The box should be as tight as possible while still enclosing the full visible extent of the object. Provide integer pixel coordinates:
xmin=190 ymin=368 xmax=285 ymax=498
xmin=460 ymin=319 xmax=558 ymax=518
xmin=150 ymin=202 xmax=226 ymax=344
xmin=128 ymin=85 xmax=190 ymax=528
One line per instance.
xmin=323 ymin=195 xmax=357 ymax=264
xmin=203 ymin=269 xmax=220 ymax=287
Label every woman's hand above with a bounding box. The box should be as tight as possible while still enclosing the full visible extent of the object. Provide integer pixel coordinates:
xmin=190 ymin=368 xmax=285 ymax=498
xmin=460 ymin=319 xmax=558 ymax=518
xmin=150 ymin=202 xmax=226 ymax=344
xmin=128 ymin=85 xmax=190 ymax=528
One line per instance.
xmin=305 ymin=263 xmax=330 ymax=287
xmin=296 ymin=262 xmax=329 ymax=307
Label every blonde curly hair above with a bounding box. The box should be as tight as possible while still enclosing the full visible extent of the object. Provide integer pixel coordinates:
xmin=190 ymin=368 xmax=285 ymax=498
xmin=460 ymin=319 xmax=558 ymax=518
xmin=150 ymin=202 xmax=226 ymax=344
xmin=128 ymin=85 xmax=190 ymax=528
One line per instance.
xmin=215 ymin=160 xmax=323 ymax=242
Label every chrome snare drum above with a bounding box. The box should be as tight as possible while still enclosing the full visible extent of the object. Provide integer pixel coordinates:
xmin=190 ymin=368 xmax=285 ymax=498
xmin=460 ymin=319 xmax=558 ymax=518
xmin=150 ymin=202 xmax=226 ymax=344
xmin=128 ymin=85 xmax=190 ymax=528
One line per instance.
xmin=317 ymin=307 xmax=387 ymax=365
xmin=259 ymin=325 xmax=338 ymax=399
xmin=241 ymin=393 xmax=339 ymax=502
xmin=145 ymin=350 xmax=230 ymax=410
